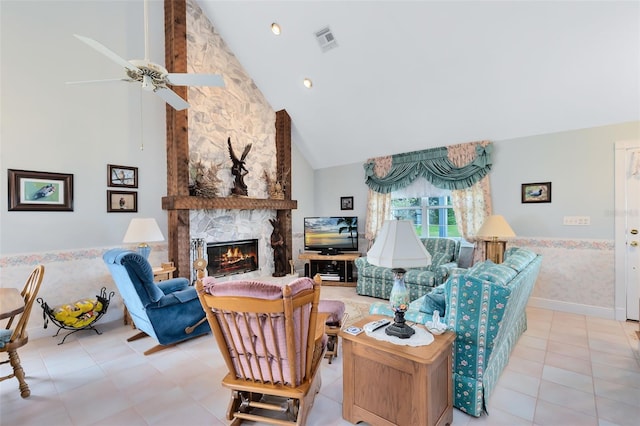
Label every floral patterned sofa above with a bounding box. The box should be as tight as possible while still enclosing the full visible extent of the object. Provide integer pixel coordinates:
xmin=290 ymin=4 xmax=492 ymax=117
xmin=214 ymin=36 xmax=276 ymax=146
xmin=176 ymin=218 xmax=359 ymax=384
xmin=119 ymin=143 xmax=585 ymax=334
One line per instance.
xmin=369 ymin=247 xmax=543 ymax=417
xmin=354 ymin=237 xmax=460 ymax=301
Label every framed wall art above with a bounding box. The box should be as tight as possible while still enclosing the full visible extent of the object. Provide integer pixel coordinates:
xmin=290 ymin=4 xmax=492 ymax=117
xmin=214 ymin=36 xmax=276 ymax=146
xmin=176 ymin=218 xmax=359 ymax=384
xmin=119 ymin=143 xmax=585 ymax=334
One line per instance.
xmin=521 ymin=182 xmax=552 ymax=203
xmin=107 ymin=164 xmax=138 ymax=188
xmin=107 ymin=190 xmax=138 ymax=212
xmin=7 ymin=169 xmax=74 ymax=211
xmin=341 ymin=196 xmax=354 ymax=210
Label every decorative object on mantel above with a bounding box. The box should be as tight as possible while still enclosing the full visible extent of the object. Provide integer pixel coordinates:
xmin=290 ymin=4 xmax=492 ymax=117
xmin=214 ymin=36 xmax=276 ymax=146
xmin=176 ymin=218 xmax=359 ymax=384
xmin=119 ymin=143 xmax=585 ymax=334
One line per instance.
xmin=189 ymin=160 xmax=221 ymax=198
xmin=264 ymin=170 xmax=286 ymax=200
xmin=270 ymin=217 xmax=287 ymax=277
xmin=38 ymin=287 xmax=115 ymax=345
xmin=227 ymin=137 xmax=252 ymax=197
xmin=367 ymin=219 xmax=431 ymax=339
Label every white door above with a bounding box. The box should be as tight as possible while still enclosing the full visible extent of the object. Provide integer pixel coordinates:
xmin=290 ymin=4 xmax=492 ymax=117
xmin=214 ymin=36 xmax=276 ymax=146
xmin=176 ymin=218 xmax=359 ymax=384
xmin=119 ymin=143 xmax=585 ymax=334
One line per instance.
xmin=615 ymin=141 xmax=640 ymax=321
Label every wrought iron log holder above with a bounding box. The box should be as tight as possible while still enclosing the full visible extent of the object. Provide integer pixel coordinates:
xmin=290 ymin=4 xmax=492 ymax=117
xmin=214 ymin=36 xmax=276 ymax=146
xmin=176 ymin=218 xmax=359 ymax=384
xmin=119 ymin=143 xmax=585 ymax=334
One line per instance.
xmin=38 ymin=287 xmax=115 ymax=345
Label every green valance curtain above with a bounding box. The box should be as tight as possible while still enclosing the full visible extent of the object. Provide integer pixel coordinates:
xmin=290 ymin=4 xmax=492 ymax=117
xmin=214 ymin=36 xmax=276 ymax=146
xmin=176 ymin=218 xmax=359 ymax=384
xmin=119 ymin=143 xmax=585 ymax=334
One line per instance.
xmin=364 ymin=143 xmax=493 ymax=193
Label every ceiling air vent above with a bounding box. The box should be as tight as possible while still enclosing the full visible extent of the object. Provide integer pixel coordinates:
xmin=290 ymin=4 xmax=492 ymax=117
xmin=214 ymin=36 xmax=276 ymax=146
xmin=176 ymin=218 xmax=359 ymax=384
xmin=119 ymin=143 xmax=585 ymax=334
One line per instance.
xmin=315 ymin=26 xmax=338 ymax=52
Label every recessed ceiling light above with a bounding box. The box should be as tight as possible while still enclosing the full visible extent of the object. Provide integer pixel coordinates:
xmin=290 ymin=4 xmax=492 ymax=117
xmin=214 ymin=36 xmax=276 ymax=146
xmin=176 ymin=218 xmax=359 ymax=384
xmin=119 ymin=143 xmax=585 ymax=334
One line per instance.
xmin=271 ymin=23 xmax=281 ymax=35
xmin=303 ymin=78 xmax=313 ymax=89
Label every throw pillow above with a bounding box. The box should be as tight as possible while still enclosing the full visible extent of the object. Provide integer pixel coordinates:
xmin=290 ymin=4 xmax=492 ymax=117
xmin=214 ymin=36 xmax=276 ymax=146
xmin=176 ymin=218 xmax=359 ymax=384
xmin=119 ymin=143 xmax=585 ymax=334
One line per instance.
xmin=502 ymin=248 xmax=537 ymax=272
xmin=469 ymin=262 xmax=517 ymax=286
xmin=419 ymin=286 xmax=446 ymax=316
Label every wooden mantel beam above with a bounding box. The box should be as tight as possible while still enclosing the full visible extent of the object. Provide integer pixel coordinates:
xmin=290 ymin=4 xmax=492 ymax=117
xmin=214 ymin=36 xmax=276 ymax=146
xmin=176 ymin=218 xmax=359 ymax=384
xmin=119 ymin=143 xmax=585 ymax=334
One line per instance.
xmin=164 ymin=0 xmax=191 ymax=277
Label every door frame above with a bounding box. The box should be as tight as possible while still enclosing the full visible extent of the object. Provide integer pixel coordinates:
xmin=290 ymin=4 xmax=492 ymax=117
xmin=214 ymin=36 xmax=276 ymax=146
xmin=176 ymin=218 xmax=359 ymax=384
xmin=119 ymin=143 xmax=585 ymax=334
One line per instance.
xmin=614 ymin=140 xmax=640 ymax=321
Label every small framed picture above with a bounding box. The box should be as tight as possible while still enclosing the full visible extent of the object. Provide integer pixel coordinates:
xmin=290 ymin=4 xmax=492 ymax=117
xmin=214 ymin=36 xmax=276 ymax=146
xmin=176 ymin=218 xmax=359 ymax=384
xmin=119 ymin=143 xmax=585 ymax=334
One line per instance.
xmin=108 ymin=164 xmax=138 ymax=188
xmin=107 ymin=190 xmax=137 ymax=212
xmin=341 ymin=196 xmax=354 ymax=210
xmin=522 ymin=182 xmax=552 ymax=203
xmin=7 ymin=169 xmax=74 ymax=211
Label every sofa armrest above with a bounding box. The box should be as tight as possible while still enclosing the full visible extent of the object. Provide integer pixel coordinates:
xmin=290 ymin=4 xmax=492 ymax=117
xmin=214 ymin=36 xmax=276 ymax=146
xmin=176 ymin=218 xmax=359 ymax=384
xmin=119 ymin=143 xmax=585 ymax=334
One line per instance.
xmin=157 ymin=277 xmax=190 ymax=294
xmin=445 ymin=275 xmax=510 ymax=379
xmin=354 ymin=256 xmax=370 ymax=269
xmin=430 ymin=261 xmax=457 ymax=284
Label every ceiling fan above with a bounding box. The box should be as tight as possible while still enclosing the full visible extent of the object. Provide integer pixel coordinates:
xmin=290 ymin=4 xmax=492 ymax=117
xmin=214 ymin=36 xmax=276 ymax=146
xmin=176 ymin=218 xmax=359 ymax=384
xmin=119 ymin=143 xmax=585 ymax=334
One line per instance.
xmin=68 ymin=0 xmax=224 ymax=110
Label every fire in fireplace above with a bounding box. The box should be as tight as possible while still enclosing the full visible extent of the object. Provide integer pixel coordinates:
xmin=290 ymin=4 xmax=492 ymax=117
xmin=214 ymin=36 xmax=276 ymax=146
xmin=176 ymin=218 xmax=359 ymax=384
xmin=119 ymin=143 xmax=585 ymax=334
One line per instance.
xmin=207 ymin=239 xmax=259 ymax=277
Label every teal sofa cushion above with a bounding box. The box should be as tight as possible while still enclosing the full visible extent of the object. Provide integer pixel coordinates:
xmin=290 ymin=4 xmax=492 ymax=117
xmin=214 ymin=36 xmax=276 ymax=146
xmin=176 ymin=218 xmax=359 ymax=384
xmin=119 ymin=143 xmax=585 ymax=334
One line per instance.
xmin=466 ymin=260 xmax=517 ymax=286
xmin=502 ymin=248 xmax=537 ymax=272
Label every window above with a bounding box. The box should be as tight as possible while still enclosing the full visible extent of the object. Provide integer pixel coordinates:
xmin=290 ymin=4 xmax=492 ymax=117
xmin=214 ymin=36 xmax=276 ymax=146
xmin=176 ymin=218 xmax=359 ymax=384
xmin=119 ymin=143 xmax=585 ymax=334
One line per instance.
xmin=391 ymin=195 xmax=459 ymax=238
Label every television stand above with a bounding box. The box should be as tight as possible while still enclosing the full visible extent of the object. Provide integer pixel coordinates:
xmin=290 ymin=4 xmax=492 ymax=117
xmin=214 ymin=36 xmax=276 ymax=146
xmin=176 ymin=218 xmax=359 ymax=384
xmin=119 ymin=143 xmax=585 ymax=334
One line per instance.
xmin=299 ymin=252 xmax=361 ymax=287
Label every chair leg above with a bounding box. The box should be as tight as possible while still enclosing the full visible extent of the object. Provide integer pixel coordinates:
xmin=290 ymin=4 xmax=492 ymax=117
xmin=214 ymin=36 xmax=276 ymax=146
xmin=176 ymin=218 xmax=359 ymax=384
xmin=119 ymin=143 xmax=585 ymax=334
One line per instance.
xmin=297 ymin=371 xmax=322 ymax=426
xmin=126 ymin=331 xmax=149 ymax=342
xmin=8 ymin=350 xmax=30 ymax=398
xmin=142 ymin=343 xmax=177 ymax=356
xmin=324 ymin=325 xmax=340 ymax=364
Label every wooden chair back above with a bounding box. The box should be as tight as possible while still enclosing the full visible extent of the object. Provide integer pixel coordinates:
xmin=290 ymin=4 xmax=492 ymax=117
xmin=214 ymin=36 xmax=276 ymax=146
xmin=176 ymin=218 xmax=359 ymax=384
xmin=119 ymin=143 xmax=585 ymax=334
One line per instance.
xmin=197 ymin=277 xmax=322 ymax=387
xmin=5 ymin=265 xmax=45 ymax=345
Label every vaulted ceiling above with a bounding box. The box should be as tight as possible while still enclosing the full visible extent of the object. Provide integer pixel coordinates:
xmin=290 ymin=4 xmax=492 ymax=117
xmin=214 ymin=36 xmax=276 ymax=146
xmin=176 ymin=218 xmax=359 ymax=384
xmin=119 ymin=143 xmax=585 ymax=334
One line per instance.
xmin=197 ymin=1 xmax=639 ymax=169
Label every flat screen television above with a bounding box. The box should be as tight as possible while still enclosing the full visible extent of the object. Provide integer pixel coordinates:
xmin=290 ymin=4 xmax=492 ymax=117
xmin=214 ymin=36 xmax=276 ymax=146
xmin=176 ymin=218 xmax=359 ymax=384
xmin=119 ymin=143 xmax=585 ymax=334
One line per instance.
xmin=304 ymin=216 xmax=358 ymax=255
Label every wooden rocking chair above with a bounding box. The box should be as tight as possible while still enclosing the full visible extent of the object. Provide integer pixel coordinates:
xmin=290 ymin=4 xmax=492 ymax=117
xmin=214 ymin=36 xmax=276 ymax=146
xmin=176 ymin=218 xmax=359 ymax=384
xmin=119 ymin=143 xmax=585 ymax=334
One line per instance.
xmin=196 ymin=275 xmax=326 ymax=426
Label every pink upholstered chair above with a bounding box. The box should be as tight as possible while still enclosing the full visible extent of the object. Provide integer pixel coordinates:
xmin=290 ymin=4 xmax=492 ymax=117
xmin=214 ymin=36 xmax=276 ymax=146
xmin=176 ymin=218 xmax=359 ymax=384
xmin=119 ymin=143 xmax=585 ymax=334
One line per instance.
xmin=196 ymin=276 xmax=326 ymax=426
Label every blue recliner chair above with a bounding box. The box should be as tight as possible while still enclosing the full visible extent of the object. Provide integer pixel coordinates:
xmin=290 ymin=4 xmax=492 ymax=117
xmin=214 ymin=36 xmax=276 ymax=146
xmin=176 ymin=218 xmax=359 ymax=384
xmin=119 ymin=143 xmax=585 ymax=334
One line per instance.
xmin=103 ymin=248 xmax=210 ymax=355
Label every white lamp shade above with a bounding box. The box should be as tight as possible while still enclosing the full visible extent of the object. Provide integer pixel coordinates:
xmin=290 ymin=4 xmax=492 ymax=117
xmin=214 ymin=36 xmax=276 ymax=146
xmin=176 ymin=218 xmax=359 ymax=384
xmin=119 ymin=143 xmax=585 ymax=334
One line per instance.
xmin=123 ymin=218 xmax=165 ymax=244
xmin=367 ymin=220 xmax=431 ymax=268
xmin=476 ymin=215 xmax=516 ymax=239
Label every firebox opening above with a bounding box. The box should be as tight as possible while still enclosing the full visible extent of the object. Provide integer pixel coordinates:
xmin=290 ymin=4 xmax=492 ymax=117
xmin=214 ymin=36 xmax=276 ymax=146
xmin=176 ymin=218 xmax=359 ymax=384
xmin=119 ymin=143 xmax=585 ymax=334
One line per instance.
xmin=207 ymin=239 xmax=259 ymax=277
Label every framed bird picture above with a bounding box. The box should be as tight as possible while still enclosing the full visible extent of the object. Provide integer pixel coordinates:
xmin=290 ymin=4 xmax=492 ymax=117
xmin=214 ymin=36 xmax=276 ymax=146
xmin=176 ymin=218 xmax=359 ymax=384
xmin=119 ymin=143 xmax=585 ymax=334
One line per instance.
xmin=522 ymin=182 xmax=552 ymax=203
xmin=7 ymin=169 xmax=74 ymax=211
xmin=108 ymin=164 xmax=138 ymax=188
xmin=107 ymin=190 xmax=137 ymax=213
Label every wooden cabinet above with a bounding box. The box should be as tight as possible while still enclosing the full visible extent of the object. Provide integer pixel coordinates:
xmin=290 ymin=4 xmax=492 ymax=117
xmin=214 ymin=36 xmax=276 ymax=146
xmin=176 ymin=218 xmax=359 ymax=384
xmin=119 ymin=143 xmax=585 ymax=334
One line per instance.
xmin=298 ymin=252 xmax=361 ymax=286
xmin=340 ymin=315 xmax=455 ymax=426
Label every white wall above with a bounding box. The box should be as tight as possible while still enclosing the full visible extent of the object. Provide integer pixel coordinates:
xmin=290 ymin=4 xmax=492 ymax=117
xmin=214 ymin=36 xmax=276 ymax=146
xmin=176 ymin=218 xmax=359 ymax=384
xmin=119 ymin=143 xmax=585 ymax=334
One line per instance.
xmin=491 ymin=122 xmax=639 ymax=238
xmin=1 ymin=0 xmax=168 ymax=254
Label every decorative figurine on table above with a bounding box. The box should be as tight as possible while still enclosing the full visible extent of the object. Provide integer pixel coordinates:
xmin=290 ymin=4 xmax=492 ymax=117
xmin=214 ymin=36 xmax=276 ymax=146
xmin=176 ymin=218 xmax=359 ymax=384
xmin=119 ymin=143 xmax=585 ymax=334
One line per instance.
xmin=270 ymin=218 xmax=287 ymax=277
xmin=227 ymin=137 xmax=251 ymax=196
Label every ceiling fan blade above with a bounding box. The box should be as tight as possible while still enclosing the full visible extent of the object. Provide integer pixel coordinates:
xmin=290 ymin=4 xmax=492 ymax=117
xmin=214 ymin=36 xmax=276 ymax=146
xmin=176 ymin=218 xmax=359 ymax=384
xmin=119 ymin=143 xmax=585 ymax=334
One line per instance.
xmin=165 ymin=73 xmax=225 ymax=87
xmin=66 ymin=78 xmax=134 ymax=85
xmin=74 ymin=34 xmax=140 ymax=75
xmin=154 ymin=87 xmax=190 ymax=110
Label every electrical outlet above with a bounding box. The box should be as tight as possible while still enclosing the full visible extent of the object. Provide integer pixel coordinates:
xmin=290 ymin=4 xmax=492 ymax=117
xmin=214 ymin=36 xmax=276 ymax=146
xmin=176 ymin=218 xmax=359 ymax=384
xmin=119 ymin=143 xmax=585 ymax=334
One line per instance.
xmin=563 ymin=216 xmax=591 ymax=226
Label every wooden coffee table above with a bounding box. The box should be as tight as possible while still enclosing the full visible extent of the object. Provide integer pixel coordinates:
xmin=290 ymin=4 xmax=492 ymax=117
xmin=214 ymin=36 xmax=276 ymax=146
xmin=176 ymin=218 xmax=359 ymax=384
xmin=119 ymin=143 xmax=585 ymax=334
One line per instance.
xmin=339 ymin=315 xmax=455 ymax=426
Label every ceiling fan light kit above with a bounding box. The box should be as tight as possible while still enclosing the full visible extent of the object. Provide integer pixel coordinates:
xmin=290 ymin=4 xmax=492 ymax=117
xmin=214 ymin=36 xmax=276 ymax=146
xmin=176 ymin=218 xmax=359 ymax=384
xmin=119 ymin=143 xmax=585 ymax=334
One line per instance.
xmin=69 ymin=1 xmax=224 ymax=111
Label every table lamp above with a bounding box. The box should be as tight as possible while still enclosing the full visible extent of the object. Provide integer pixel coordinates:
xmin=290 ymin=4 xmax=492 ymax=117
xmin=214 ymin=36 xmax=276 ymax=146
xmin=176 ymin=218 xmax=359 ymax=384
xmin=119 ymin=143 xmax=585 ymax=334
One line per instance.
xmin=123 ymin=218 xmax=165 ymax=259
xmin=367 ymin=219 xmax=431 ymax=338
xmin=476 ymin=215 xmax=516 ymax=263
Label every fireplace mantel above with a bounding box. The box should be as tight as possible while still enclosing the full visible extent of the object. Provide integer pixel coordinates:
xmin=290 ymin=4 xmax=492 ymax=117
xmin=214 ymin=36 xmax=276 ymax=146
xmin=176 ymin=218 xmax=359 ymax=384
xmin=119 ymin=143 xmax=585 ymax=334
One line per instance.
xmin=162 ymin=196 xmax=297 ymax=211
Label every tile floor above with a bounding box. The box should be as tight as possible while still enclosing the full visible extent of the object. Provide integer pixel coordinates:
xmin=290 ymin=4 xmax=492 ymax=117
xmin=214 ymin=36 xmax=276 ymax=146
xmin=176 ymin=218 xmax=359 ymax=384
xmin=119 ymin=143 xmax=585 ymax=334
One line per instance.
xmin=1 ymin=286 xmax=639 ymax=426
